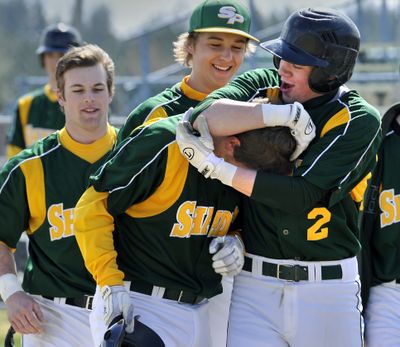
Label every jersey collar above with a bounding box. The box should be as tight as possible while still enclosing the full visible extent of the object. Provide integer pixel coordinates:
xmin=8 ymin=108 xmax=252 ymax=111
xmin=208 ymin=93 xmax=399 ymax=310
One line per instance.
xmin=180 ymin=76 xmax=208 ymax=101
xmin=58 ymin=124 xmax=116 ymax=163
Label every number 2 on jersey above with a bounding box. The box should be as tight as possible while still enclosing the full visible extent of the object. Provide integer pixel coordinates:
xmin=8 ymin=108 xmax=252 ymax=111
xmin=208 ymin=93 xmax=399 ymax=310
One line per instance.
xmin=307 ymin=207 xmax=332 ymax=241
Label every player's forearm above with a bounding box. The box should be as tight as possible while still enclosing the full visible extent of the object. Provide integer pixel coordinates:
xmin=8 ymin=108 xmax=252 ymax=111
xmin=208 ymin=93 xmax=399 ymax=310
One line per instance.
xmin=74 ymin=186 xmax=125 ymax=286
xmin=0 ymin=243 xmax=16 ymax=276
xmin=193 ymin=99 xmax=265 ymax=136
xmin=0 ymin=244 xmax=23 ymax=302
xmin=231 ymin=167 xmax=257 ymax=197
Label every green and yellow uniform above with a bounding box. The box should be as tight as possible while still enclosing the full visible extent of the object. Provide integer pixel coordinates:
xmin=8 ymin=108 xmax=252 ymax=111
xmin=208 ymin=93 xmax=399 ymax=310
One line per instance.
xmin=362 ymin=114 xmax=400 ymax=345
xmin=75 ymin=116 xmax=240 ymax=297
xmin=193 ymin=68 xmax=382 ymax=261
xmin=0 ymin=125 xmax=117 ymax=297
xmin=117 ymin=76 xmax=206 ymax=144
xmin=366 ymin=128 xmax=400 ymax=282
xmin=7 ymin=84 xmax=65 ymax=158
xmin=191 ymin=68 xmax=382 ymax=347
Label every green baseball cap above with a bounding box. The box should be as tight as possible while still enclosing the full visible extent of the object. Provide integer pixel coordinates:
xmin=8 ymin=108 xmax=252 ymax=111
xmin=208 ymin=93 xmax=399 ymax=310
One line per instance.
xmin=189 ymin=0 xmax=259 ymax=42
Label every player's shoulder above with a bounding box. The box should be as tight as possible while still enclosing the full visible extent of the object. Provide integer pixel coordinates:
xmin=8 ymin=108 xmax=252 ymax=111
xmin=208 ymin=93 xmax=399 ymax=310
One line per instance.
xmin=17 ymin=87 xmax=54 ymax=111
xmin=140 ymin=84 xmax=183 ymax=111
xmin=22 ymin=132 xmax=59 ymax=157
xmin=235 ymin=67 xmax=278 ymax=82
xmin=118 ymin=115 xmax=181 ymax=155
xmin=230 ymin=68 xmax=280 ymax=91
xmin=340 ymin=88 xmax=381 ymax=122
xmin=17 ymin=90 xmax=39 ymax=108
xmin=132 ymin=114 xmax=181 ymax=138
xmin=2 ymin=133 xmax=59 ymax=173
xmin=18 ymin=86 xmax=45 ymax=101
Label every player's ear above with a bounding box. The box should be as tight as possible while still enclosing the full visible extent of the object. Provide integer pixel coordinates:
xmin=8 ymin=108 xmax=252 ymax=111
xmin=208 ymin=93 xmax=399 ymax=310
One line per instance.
xmin=187 ymin=34 xmax=198 ymax=55
xmin=56 ymin=88 xmax=65 ymax=107
xmin=226 ymin=136 xmax=241 ymax=153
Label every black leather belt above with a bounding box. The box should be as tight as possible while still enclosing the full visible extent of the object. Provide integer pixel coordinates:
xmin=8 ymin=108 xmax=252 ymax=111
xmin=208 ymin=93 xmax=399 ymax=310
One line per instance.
xmin=43 ymin=295 xmax=93 ymax=310
xmin=243 ymin=256 xmax=343 ymax=282
xmin=128 ymin=281 xmax=205 ymax=305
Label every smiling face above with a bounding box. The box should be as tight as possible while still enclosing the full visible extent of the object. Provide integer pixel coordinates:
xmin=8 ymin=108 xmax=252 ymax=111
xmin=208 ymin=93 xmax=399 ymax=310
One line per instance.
xmin=57 ymin=63 xmax=112 ymax=143
xmin=278 ymin=60 xmax=323 ymax=104
xmin=187 ymin=32 xmax=247 ymax=94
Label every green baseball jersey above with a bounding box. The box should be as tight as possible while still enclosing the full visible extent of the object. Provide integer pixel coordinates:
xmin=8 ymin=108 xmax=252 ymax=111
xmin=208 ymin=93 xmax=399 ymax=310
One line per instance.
xmin=116 ymin=76 xmax=207 ymax=144
xmin=369 ymin=129 xmax=400 ymax=281
xmin=193 ymin=68 xmax=382 ymax=261
xmin=7 ymin=84 xmax=65 ymax=158
xmin=0 ymin=125 xmax=117 ymax=297
xmin=75 ymin=116 xmax=240 ymax=298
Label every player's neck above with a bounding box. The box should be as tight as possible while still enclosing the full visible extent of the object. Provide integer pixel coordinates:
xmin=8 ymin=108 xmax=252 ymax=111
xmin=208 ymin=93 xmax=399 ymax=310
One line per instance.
xmin=65 ymin=124 xmax=108 ymax=144
xmin=187 ymin=74 xmax=215 ymax=95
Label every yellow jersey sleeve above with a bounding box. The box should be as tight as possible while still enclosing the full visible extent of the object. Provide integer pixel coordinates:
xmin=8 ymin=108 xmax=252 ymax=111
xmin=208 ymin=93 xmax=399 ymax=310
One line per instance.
xmin=74 ymin=186 xmax=124 ymax=286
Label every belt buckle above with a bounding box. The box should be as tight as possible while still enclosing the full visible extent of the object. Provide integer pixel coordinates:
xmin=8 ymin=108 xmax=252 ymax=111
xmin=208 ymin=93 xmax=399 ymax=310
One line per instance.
xmin=277 ymin=264 xmax=304 ymax=282
xmin=276 ymin=264 xmax=294 ymax=281
xmin=85 ymin=295 xmax=94 ymax=310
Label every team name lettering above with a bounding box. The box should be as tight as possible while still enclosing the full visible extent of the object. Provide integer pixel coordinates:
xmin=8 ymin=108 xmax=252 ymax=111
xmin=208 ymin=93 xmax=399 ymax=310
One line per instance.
xmin=170 ymin=201 xmax=236 ymax=238
xmin=47 ymin=203 xmax=75 ymax=241
xmin=379 ymin=189 xmax=400 ymax=228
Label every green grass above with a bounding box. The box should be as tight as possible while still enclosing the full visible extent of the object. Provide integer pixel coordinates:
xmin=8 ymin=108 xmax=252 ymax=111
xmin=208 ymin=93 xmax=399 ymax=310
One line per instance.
xmin=0 ymin=309 xmax=21 ymax=347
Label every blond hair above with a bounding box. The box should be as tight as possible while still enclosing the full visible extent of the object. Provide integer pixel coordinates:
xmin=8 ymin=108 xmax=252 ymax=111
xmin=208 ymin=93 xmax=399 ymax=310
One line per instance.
xmin=173 ymin=32 xmax=256 ymax=67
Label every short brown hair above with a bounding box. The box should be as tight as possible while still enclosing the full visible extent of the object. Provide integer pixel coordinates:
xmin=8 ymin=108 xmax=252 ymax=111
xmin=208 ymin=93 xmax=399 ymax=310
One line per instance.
xmin=234 ymin=126 xmax=296 ymax=175
xmin=56 ymin=44 xmax=115 ymax=97
xmin=173 ymin=32 xmax=256 ymax=67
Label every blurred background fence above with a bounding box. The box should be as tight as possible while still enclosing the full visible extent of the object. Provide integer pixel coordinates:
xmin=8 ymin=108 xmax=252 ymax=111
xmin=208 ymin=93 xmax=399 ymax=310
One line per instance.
xmin=0 ymin=0 xmax=399 ymax=161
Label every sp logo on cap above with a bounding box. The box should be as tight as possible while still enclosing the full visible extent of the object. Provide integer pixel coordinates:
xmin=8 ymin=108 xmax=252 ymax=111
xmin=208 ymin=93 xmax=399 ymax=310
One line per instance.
xmin=218 ymin=6 xmax=244 ymax=25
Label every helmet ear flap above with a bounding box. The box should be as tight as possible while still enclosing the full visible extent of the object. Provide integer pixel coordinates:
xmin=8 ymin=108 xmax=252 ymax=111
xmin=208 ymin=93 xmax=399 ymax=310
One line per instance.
xmin=309 ymin=47 xmax=359 ymax=93
xmin=308 ymin=68 xmax=338 ymax=93
xmin=273 ymin=56 xmax=281 ymax=69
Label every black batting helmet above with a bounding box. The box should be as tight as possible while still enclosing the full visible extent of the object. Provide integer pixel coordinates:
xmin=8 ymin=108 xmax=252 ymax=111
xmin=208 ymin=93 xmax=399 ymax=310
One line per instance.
xmin=36 ymin=23 xmax=82 ymax=55
xmin=101 ymin=316 xmax=165 ymax=347
xmin=260 ymin=8 xmax=360 ymax=93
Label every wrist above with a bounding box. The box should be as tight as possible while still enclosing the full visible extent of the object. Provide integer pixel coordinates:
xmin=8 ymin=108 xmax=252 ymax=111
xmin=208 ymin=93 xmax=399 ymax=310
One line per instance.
xmin=0 ymin=273 xmax=23 ymax=301
xmin=211 ymin=157 xmax=237 ymax=186
xmin=260 ymin=103 xmax=292 ymax=126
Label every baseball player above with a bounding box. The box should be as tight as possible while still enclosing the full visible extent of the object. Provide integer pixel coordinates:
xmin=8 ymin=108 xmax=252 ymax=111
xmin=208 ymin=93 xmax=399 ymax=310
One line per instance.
xmin=176 ymin=8 xmax=382 ymax=347
xmin=115 ymin=1 xmax=258 ymax=345
xmin=7 ymin=23 xmax=82 ymax=158
xmin=73 ymin=106 xmax=304 ymax=347
xmin=116 ymin=0 xmax=258 ymax=143
xmin=0 ymin=44 xmax=117 ymax=347
xmin=360 ymin=103 xmax=400 ymax=346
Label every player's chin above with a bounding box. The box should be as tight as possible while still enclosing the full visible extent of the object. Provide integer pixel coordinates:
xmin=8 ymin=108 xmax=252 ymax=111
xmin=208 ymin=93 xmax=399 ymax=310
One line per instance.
xmin=81 ymin=116 xmax=105 ymax=129
xmin=281 ymin=92 xmax=296 ymax=104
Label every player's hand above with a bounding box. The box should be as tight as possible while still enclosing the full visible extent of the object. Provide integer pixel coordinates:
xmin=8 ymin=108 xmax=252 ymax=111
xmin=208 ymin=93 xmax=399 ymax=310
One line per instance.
xmin=101 ymin=285 xmax=135 ymax=333
xmin=176 ymin=110 xmax=214 ymax=176
xmin=261 ymin=101 xmax=316 ymax=160
xmin=176 ymin=111 xmax=238 ymax=185
xmin=5 ymin=291 xmax=44 ymax=334
xmin=209 ymin=235 xmax=245 ymax=276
